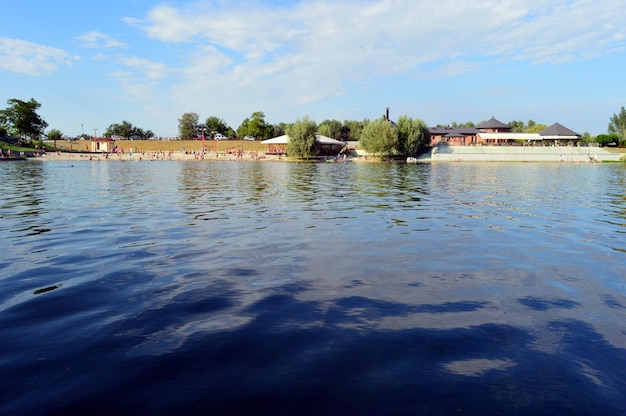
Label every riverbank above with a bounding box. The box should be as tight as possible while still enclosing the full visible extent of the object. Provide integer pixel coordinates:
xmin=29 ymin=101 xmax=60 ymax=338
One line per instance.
xmin=19 ymin=139 xmax=626 ymax=163
xmin=34 ymin=149 xmax=288 ymax=162
xmin=417 ymin=145 xmax=624 ymax=163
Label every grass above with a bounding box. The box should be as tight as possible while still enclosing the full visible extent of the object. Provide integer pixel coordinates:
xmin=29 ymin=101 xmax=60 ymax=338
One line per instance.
xmin=50 ymin=139 xmax=269 ymax=154
xmin=0 ymin=142 xmax=50 ymax=153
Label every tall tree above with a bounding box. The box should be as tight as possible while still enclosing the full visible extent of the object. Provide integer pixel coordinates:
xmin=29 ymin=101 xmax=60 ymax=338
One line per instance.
xmin=104 ymin=121 xmax=152 ymax=139
xmin=46 ymin=128 xmax=63 ymax=149
xmin=178 ymin=112 xmax=199 ymax=139
xmin=46 ymin=129 xmax=63 ymax=140
xmin=524 ymin=123 xmax=547 ymax=133
xmin=286 ymin=116 xmax=318 ymax=158
xmin=104 ymin=121 xmax=133 ymax=138
xmin=238 ymin=111 xmax=271 ymax=139
xmin=359 ymin=117 xmax=398 ymax=156
xmin=608 ymin=106 xmax=626 ymax=139
xmin=205 ymin=116 xmax=228 ymax=136
xmin=0 ymin=98 xmax=48 ymax=141
xmin=268 ymin=123 xmax=286 ymax=138
xmin=342 ymin=119 xmax=366 ymax=141
xmin=508 ymin=120 xmax=525 ymax=133
xmin=317 ymin=119 xmax=342 ymax=140
xmin=396 ymin=115 xmax=430 ymax=156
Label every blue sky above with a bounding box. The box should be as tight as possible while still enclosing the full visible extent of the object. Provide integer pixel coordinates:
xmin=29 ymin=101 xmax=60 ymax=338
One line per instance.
xmin=1 ymin=0 xmax=625 ymax=137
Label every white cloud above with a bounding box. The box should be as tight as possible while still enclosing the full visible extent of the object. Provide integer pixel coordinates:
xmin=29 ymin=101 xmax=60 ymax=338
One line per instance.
xmin=116 ymin=0 xmax=626 ymax=128
xmin=0 ymin=37 xmax=76 ymax=76
xmin=76 ymin=31 xmax=127 ymax=49
xmin=109 ymin=56 xmax=172 ymax=101
xmin=483 ymin=0 xmax=626 ymax=62
xmin=119 ymin=56 xmax=170 ymax=80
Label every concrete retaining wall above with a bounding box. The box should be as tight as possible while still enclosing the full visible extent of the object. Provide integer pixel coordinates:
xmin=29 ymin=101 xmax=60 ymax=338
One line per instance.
xmin=418 ymin=146 xmax=623 ymax=163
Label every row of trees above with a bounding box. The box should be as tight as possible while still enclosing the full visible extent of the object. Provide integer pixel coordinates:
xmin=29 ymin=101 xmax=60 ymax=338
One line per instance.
xmin=177 ymin=111 xmax=375 ymax=145
xmin=178 ymin=111 xmax=284 ymax=140
xmin=440 ymin=119 xmax=549 ymax=133
xmin=359 ymin=116 xmax=430 ymax=157
xmin=176 ymin=110 xmax=430 ymax=158
xmin=2 ymin=98 xmax=626 ymax=153
xmin=103 ymin=121 xmax=154 ymax=140
xmin=282 ymin=115 xmax=430 ymax=158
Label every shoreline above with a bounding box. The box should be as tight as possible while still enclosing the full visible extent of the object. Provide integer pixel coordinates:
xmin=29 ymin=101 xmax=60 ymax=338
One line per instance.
xmin=417 ymin=145 xmax=624 ymax=163
xmin=31 ymin=150 xmax=287 ymax=162
xmin=30 ymin=150 xmax=374 ymax=163
xmin=23 ymin=146 xmax=626 ymax=164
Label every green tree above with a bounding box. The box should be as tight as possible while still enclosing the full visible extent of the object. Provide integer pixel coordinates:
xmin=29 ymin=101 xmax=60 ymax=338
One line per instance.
xmin=448 ymin=121 xmax=475 ymax=128
xmin=237 ymin=111 xmax=270 ymax=139
xmin=524 ymin=123 xmax=547 ymax=133
xmin=104 ymin=121 xmax=133 ymax=138
xmin=104 ymin=121 xmax=153 ymax=139
xmin=46 ymin=128 xmax=63 ymax=149
xmin=268 ymin=123 xmax=286 ymax=138
xmin=595 ymin=133 xmax=620 ymax=147
xmin=359 ymin=117 xmax=398 ymax=156
xmin=205 ymin=116 xmax=228 ymax=136
xmin=317 ymin=119 xmax=342 ymax=140
xmin=317 ymin=123 xmax=331 ymax=138
xmin=608 ymin=106 xmax=626 ymax=140
xmin=508 ymin=120 xmax=525 ymax=133
xmin=396 ymin=115 xmax=430 ymax=156
xmin=178 ymin=112 xmax=199 ymax=139
xmin=579 ymin=131 xmax=593 ymax=144
xmin=46 ymin=129 xmax=63 ymax=140
xmin=0 ymin=98 xmax=48 ymax=141
xmin=286 ymin=116 xmax=318 ymax=158
xmin=341 ymin=119 xmax=366 ymax=141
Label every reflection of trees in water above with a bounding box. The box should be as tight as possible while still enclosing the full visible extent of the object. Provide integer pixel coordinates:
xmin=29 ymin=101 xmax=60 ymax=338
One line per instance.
xmin=175 ymin=162 xmax=435 ymax=215
xmin=604 ymin=165 xmax=626 ymax=222
xmin=354 ymin=163 xmax=430 ymax=197
xmin=239 ymin=162 xmax=286 ymax=204
xmin=284 ymin=162 xmax=321 ymax=204
xmin=2 ymin=162 xmax=50 ymax=236
xmin=177 ymin=162 xmax=292 ymax=223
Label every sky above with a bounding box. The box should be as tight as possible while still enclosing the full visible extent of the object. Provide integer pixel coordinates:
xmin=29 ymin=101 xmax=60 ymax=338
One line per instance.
xmin=1 ymin=0 xmax=625 ymax=138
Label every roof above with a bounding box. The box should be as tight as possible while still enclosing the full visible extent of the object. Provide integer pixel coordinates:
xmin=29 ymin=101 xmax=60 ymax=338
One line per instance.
xmin=477 ymin=117 xmax=510 ymax=130
xmin=539 ymin=122 xmax=580 ymax=138
xmin=262 ymin=133 xmax=345 ymax=146
xmin=261 ymin=134 xmax=289 ymax=144
xmin=444 ymin=131 xmax=467 ymax=138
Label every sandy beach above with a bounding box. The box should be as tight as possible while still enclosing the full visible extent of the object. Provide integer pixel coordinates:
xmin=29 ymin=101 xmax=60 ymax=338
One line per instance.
xmin=33 ymin=150 xmax=286 ymax=162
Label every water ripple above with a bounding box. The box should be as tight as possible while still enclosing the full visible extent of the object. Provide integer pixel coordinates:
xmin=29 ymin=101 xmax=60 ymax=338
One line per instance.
xmin=1 ymin=161 xmax=625 ymax=414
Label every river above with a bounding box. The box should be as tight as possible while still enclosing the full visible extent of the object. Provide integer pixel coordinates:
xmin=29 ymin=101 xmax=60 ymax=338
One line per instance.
xmin=1 ymin=160 xmax=625 ymax=415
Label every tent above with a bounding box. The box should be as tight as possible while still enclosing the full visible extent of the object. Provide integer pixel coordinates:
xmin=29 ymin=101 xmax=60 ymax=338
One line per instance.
xmin=261 ymin=135 xmax=289 ymax=145
xmin=261 ymin=133 xmax=345 ymax=146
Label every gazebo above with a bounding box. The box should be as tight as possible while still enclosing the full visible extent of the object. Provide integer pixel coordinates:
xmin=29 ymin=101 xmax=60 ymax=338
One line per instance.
xmin=477 ymin=117 xmax=511 ymax=133
xmin=539 ymin=123 xmax=581 ymax=144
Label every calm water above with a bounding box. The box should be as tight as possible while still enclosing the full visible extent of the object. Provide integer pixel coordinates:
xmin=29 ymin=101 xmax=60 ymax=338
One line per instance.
xmin=1 ymin=160 xmax=625 ymax=415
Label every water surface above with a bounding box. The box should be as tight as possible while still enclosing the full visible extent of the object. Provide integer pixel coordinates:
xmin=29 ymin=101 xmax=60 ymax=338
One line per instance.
xmin=1 ymin=160 xmax=625 ymax=415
